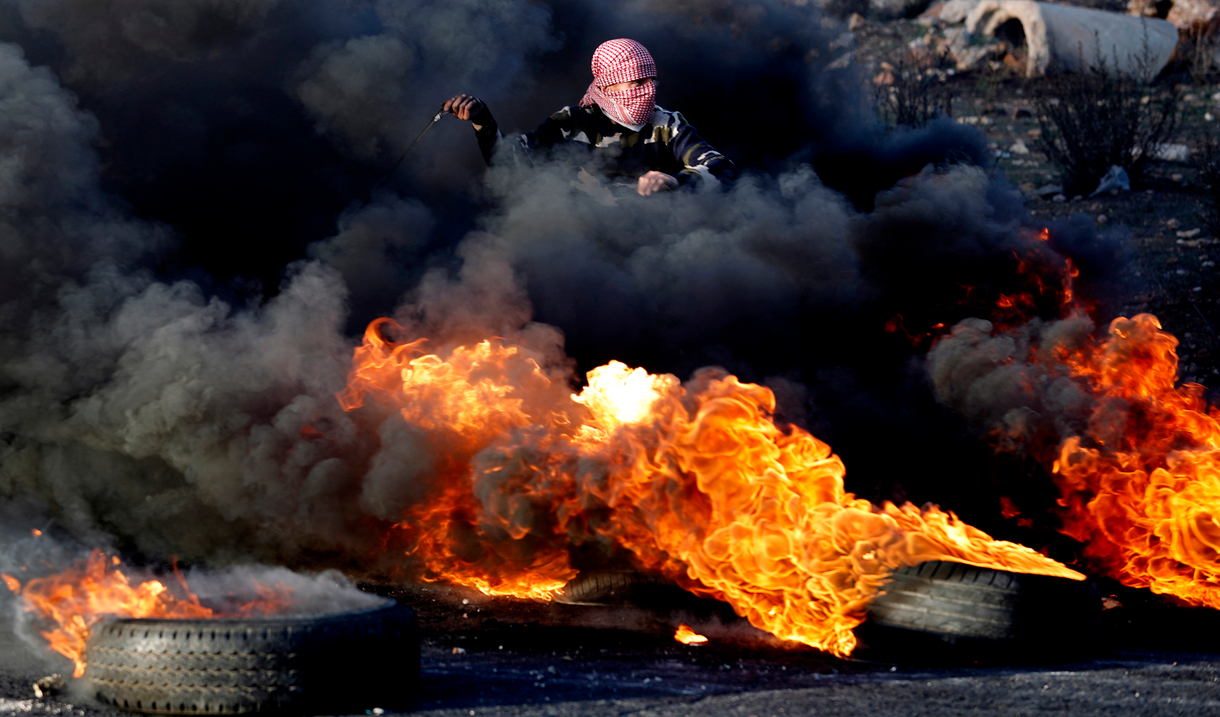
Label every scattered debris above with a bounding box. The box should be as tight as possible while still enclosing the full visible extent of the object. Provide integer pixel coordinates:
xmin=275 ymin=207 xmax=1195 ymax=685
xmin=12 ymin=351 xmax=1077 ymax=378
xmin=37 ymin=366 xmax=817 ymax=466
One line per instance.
xmin=965 ymin=1 xmax=1178 ymax=78
xmin=32 ymin=674 xmax=64 ymax=699
xmin=1089 ymin=165 xmax=1131 ymax=197
xmin=1147 ymin=143 xmax=1192 ymax=162
xmin=1010 ymin=139 xmax=1031 ymax=154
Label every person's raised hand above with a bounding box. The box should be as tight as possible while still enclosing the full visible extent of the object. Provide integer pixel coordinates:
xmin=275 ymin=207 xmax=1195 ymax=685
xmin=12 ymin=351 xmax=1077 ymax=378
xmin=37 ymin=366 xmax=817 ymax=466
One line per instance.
xmin=442 ymin=94 xmax=485 ymax=121
xmin=637 ymin=170 xmax=678 ymax=196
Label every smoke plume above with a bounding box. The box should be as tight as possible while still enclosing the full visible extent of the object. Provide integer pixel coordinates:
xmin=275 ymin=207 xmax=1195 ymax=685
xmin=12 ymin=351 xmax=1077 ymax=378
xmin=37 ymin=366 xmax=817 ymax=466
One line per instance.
xmin=0 ymin=0 xmax=1135 ymax=642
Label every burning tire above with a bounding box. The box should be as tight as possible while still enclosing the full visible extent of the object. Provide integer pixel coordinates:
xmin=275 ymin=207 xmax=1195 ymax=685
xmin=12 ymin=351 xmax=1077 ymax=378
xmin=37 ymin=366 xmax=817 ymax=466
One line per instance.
xmin=863 ymin=560 xmax=1099 ymax=646
xmin=553 ymin=570 xmax=678 ymax=604
xmin=84 ymin=598 xmax=418 ymax=715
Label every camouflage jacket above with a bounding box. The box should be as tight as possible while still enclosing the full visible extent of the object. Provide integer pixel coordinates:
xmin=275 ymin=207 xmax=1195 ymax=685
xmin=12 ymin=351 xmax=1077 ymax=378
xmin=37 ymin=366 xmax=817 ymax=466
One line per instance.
xmin=472 ymin=104 xmax=737 ymax=188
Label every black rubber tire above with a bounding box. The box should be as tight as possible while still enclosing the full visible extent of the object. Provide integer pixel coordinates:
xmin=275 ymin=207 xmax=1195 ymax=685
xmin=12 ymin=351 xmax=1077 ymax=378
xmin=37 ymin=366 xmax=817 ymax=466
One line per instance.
xmin=556 ymin=571 xmax=672 ymax=605
xmin=84 ymin=598 xmax=419 ymax=715
xmin=865 ymin=560 xmax=1099 ymax=644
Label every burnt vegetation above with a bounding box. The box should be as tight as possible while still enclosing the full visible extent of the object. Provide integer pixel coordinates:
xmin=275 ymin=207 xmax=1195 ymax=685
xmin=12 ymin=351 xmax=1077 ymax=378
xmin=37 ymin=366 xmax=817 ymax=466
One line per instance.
xmin=1196 ymin=131 xmax=1220 ymax=237
xmin=1032 ymin=52 xmax=1182 ymax=196
xmin=875 ymin=51 xmax=955 ymax=130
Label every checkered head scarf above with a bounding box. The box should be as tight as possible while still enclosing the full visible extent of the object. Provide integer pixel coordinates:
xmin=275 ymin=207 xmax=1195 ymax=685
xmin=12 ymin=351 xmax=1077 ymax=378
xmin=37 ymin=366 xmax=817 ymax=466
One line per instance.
xmin=579 ymin=39 xmax=657 ymax=131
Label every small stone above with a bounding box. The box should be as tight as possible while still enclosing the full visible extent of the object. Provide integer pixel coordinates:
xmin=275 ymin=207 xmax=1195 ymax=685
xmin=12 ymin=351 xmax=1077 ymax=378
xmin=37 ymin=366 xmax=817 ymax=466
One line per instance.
xmin=1194 ymin=286 xmax=1204 ymax=291
xmin=1027 ymin=128 xmax=1042 ymax=137
xmin=1177 ymin=228 xmax=1202 ymax=238
xmin=452 ymin=646 xmax=467 ymax=654
xmin=1053 ymin=193 xmax=1067 ymax=202
xmin=1101 ymin=595 xmax=1123 ymax=610
xmin=848 ymin=12 xmax=866 ymax=29
xmin=1097 ymin=214 xmax=1108 ymax=224
xmin=1209 ymin=113 xmax=1217 ymax=122
xmin=32 ymin=674 xmax=64 ymax=699
xmin=1171 ymin=173 xmax=1185 ymax=182
xmin=1009 ymin=140 xmax=1030 ymax=155
xmin=1167 ymin=218 xmax=1182 ymax=229
xmin=1012 ymin=106 xmax=1033 ymax=119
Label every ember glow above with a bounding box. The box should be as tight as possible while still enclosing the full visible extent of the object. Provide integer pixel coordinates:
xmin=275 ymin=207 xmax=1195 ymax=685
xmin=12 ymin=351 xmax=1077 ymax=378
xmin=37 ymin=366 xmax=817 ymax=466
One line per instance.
xmin=674 ymin=624 xmax=708 ymax=645
xmin=4 ymin=550 xmax=294 ymax=678
xmin=1049 ymin=314 xmax=1220 ymax=608
xmin=341 ymin=319 xmax=1081 ymax=657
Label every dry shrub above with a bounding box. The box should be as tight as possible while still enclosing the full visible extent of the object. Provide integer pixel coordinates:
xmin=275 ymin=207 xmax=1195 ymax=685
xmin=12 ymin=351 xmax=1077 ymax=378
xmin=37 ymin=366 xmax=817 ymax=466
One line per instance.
xmin=1196 ymin=131 xmax=1220 ymax=236
xmin=876 ymin=52 xmax=954 ymax=130
xmin=1033 ymin=52 xmax=1180 ymax=196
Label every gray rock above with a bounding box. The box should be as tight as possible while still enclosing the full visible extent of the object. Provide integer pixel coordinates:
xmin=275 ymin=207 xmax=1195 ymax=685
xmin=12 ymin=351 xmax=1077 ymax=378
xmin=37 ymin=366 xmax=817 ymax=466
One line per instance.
xmin=954 ymin=44 xmax=992 ymax=70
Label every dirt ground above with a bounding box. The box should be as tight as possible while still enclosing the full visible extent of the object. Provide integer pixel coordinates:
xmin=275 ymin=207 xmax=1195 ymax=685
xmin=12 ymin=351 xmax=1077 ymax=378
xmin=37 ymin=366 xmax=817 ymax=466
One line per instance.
xmin=6 ymin=582 xmax=1220 ymax=716
xmin=853 ymin=15 xmax=1220 ymax=388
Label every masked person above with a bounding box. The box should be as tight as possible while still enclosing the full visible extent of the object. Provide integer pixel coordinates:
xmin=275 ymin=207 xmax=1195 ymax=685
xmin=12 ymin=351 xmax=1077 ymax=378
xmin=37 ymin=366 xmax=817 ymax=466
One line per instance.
xmin=443 ymin=38 xmax=736 ymax=196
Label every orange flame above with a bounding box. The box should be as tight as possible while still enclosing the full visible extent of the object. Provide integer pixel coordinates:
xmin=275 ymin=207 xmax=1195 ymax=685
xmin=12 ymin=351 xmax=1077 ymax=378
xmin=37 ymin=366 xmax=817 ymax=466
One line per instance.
xmin=674 ymin=624 xmax=708 ymax=645
xmin=1044 ymin=314 xmax=1220 ymax=608
xmin=8 ymin=550 xmax=294 ymax=678
xmin=341 ymin=321 xmax=1080 ymax=656
xmin=2 ymin=573 xmax=19 ymax=594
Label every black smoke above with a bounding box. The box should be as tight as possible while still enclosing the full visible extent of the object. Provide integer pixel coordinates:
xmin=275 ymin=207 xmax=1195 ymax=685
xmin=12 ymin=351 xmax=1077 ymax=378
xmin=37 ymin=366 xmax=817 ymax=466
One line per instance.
xmin=0 ymin=0 xmax=1134 ymax=604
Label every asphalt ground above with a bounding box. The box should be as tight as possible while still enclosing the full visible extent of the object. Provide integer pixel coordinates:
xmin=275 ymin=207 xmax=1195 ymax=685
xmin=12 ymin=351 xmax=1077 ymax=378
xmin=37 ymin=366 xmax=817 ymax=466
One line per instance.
xmin=3 ymin=582 xmax=1220 ymax=717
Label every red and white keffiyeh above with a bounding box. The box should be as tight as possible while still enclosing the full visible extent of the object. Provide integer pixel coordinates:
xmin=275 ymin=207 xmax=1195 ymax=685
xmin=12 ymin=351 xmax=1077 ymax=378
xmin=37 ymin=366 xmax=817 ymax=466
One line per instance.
xmin=579 ymin=39 xmax=657 ymax=131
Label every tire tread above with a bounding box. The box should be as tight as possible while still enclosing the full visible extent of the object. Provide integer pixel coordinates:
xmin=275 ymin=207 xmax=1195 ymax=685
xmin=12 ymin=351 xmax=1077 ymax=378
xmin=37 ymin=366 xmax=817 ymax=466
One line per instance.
xmin=866 ymin=560 xmax=1098 ymax=643
xmin=85 ymin=601 xmax=418 ymax=715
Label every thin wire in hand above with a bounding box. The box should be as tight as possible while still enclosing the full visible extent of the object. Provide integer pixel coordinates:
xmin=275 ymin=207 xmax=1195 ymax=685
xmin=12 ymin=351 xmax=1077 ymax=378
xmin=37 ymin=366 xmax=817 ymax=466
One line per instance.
xmin=363 ymin=109 xmax=446 ymax=205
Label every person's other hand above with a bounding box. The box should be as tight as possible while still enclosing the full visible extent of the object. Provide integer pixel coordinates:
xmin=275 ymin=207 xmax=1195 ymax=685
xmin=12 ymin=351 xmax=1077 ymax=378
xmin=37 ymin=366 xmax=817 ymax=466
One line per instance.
xmin=637 ymin=170 xmax=678 ymax=196
xmin=442 ymin=94 xmax=485 ymax=121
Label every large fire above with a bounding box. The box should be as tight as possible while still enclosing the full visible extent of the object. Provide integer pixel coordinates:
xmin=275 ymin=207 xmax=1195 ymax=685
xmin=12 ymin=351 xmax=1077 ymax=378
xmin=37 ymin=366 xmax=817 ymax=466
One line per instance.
xmin=340 ymin=319 xmax=1081 ymax=657
xmin=1047 ymin=314 xmax=1220 ymax=608
xmin=2 ymin=550 xmax=293 ymax=677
